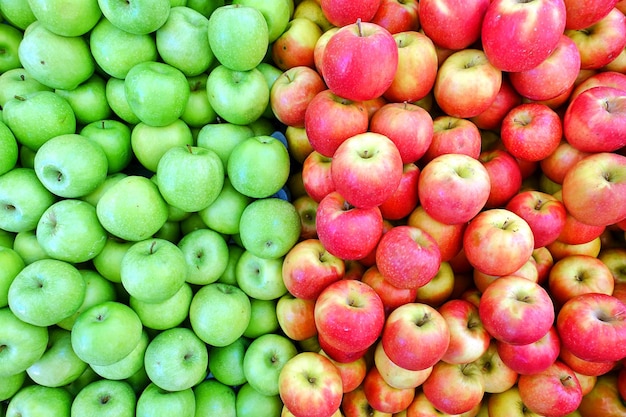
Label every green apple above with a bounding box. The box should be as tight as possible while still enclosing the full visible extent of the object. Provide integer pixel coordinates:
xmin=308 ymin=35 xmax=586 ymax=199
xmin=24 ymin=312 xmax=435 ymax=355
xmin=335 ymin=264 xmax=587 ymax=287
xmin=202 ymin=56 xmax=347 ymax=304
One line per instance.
xmin=0 ymin=229 xmax=15 ymax=248
xmin=197 ymin=179 xmax=252 ymax=236
xmin=136 ymin=383 xmax=195 ymax=417
xmin=70 ymin=379 xmax=136 ymax=417
xmin=248 ymin=116 xmax=276 ymax=136
xmin=2 ymin=90 xmax=76 ymax=151
xmin=180 ymin=212 xmax=210 ymax=235
xmin=244 ymin=298 xmax=280 ymax=338
xmin=0 ymin=23 xmax=23 ymax=73
xmin=0 ymin=67 xmax=53 ymax=107
xmin=18 ymin=145 xmax=35 ymax=169
xmin=80 ymin=121 xmax=132 ymax=174
xmin=129 ymin=282 xmax=192 ymax=330
xmin=92 ymin=236 xmax=134 ymax=283
xmin=90 ymin=329 xmax=149 ymax=380
xmin=233 ymin=0 xmax=290 ymax=42
xmin=28 ymin=0 xmax=101 ymax=36
xmin=144 ymin=327 xmax=208 ymax=392
xmin=36 ymin=199 xmax=108 ymax=263
xmin=236 ymin=250 xmax=287 ymax=300
xmin=227 ymin=135 xmax=290 ymax=198
xmin=130 ymin=119 xmax=194 ymax=172
xmin=181 ymin=74 xmax=218 ymax=128
xmin=81 ymin=173 xmax=128 ymax=208
xmin=187 ymin=0 xmax=224 ymax=17
xmin=189 ymin=282 xmax=251 ymax=347
xmin=0 ymin=0 xmax=36 ymax=30
xmin=153 ymin=220 xmax=182 ymax=244
xmin=0 ymin=247 xmax=23 ymax=308
xmin=8 ymin=258 xmax=86 ymax=327
xmin=257 ymin=62 xmax=283 ymax=119
xmin=12 ymin=230 xmax=50 ymax=265
xmin=64 ymin=367 xmax=100 ymax=397
xmin=26 ymin=327 xmax=88 ymax=388
xmin=156 ymin=6 xmax=214 ymax=76
xmin=105 ymin=77 xmax=141 ymax=125
xmin=238 ymin=197 xmax=301 ymax=259
xmin=70 ymin=300 xmax=143 ymax=366
xmin=193 ymin=379 xmax=237 ymax=417
xmin=206 ymin=65 xmax=269 ymax=125
xmin=0 ymin=371 xmax=25 ymax=402
xmin=177 ymin=228 xmax=229 ymax=285
xmin=0 ymin=306 xmax=48 ymax=377
xmin=96 ymin=175 xmax=169 ymax=241
xmin=0 ymin=168 xmax=55 ymax=233
xmin=243 ymin=333 xmax=298 ymax=396
xmin=98 ymin=0 xmax=171 ymax=35
xmin=218 ymin=243 xmax=245 ymax=285
xmin=0 ymin=121 xmax=17 ymax=177
xmin=5 ymin=385 xmax=72 ymax=417
xmin=120 ymin=237 xmax=188 ymax=303
xmin=156 ymin=145 xmax=224 ymax=212
xmin=235 ymin=382 xmax=283 ymax=417
xmin=124 ymin=61 xmax=190 ymax=127
xmin=208 ymin=337 xmax=250 ymax=387
xmin=89 ymin=17 xmax=158 ymax=79
xmin=208 ymin=4 xmax=268 ymax=71
xmin=196 ymin=122 xmax=254 ymax=169
xmin=55 ymin=74 xmax=112 ymax=125
xmin=125 ymin=366 xmax=150 ymax=395
xmin=18 ymin=21 xmax=95 ymax=90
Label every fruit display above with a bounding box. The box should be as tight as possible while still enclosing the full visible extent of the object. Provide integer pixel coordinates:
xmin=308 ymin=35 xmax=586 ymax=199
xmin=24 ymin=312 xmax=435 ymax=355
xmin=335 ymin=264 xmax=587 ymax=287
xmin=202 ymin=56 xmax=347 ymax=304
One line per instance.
xmin=1 ymin=0 xmax=626 ymax=416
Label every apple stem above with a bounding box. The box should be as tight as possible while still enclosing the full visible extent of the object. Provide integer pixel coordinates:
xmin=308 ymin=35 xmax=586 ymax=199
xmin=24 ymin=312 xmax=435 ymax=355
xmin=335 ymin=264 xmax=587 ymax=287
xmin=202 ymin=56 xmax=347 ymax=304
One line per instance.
xmin=560 ymin=375 xmax=572 ymax=385
xmin=149 ymin=240 xmax=157 ymax=254
xmin=186 ymin=144 xmax=193 ymax=154
xmin=356 ymin=18 xmax=363 ymax=37
xmin=13 ymin=95 xmax=25 ymax=101
xmin=19 ymin=74 xmax=25 ymax=81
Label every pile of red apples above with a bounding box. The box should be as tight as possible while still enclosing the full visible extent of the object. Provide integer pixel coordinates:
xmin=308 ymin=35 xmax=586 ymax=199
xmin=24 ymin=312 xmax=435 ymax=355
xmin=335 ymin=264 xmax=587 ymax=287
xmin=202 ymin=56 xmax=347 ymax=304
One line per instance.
xmin=272 ymin=0 xmax=626 ymax=416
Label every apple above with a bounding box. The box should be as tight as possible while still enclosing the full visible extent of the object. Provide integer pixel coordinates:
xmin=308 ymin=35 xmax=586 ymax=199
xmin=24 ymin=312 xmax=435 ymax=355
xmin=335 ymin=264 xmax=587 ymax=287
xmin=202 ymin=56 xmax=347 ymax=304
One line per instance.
xmin=193 ymin=379 xmax=236 ymax=417
xmin=285 ymin=126 xmax=314 ymax=165
xmin=415 ymin=261 xmax=456 ymax=307
xmin=371 ymin=0 xmax=420 ymax=34
xmin=270 ymin=65 xmax=326 ymax=128
xmin=196 ymin=122 xmax=254 ymax=169
xmin=439 ymin=299 xmax=491 ymax=365
xmin=578 ymin=372 xmax=626 ymax=417
xmin=0 ymin=67 xmax=53 ymax=108
xmin=474 ymin=340 xmax=519 ymax=394
xmin=80 ymin=120 xmax=132 ymax=174
xmin=479 ymin=148 xmax=523 ymax=208
xmin=539 ymin=140 xmax=590 ymax=185
xmin=0 ymin=0 xmax=36 ymax=30
xmin=235 ymin=250 xmax=288 ymax=300
xmin=407 ymin=206 xmax=466 ymax=263
xmin=208 ymin=337 xmax=250 ymax=388
xmin=235 ymin=382 xmax=283 ymax=417
xmin=276 ymin=293 xmax=318 ymax=341
xmin=5 ymin=385 xmax=72 ymax=417
xmin=271 ymin=17 xmax=323 ymax=71
xmin=378 ymin=162 xmax=421 ymax=221
xmin=97 ymin=0 xmax=170 ymax=35
xmin=292 ymin=195 xmax=318 ymax=240
xmin=470 ymin=77 xmax=523 ymax=132
xmin=233 ymin=0 xmax=290 ymax=44
xmin=302 ymin=151 xmax=335 ymax=203
xmin=135 ymin=383 xmax=195 ymax=417
xmin=569 ymin=70 xmax=626 ymax=102
xmin=564 ymin=0 xmax=617 ymax=29
xmin=373 ymin=341 xmax=432 ymax=390
xmin=422 ymin=360 xmax=486 ymax=415
xmin=70 ymin=380 xmax=136 ymax=417
xmin=293 ymin=0 xmax=333 ymax=33
xmin=599 ymin=247 xmax=626 ymax=284
xmin=90 ymin=329 xmax=149 ymax=380
xmin=548 ymin=254 xmax=615 ymax=307
xmin=0 ymin=247 xmax=23 ymax=308
xmin=319 ymin=0 xmax=381 ymax=27
xmin=487 ymin=386 xmax=544 ymax=417
xmin=105 ymin=77 xmax=141 ymax=125
xmin=363 ymin=365 xmax=415 ymax=414
xmin=419 ymin=0 xmax=490 ymax=50
xmin=242 ymin=333 xmax=298 ymax=397
xmin=547 ymin=236 xmax=603 ymax=261
xmin=496 ymin=325 xmax=561 ymax=376
xmin=0 ymin=23 xmax=21 ymax=74
xmin=559 ymin=345 xmax=616 ymax=377
xmin=0 ymin=306 xmax=48 ymax=377
xmin=132 ymin=121 xmax=194 ymax=173
xmin=244 ymin=298 xmax=280 ymax=339
xmin=361 ymin=265 xmax=418 ymax=315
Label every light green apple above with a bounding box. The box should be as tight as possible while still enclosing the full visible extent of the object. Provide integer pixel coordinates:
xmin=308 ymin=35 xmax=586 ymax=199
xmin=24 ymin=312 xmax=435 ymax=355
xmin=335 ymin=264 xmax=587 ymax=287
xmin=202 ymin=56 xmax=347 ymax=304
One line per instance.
xmin=235 ymin=382 xmax=283 ymax=417
xmin=144 ymin=327 xmax=208 ymax=392
xmin=5 ymin=385 xmax=72 ymax=417
xmin=0 ymin=247 xmax=23 ymax=308
xmin=136 ymin=383 xmax=195 ymax=417
xmin=196 ymin=122 xmax=254 ymax=169
xmin=70 ymin=300 xmax=143 ymax=366
xmin=70 ymin=379 xmax=136 ymax=417
xmin=92 ymin=236 xmax=134 ymax=283
xmin=34 ymin=133 xmax=108 ymax=198
xmin=130 ymin=119 xmax=194 ymax=172
xmin=218 ymin=243 xmax=245 ymax=285
xmin=181 ymin=74 xmax=217 ymax=128
xmin=0 ymin=371 xmax=25 ymax=402
xmin=124 ymin=61 xmax=190 ymax=127
xmin=90 ymin=329 xmax=149 ymax=380
xmin=156 ymin=6 xmax=214 ymax=76
xmin=65 ymin=367 xmax=100 ymax=397
xmin=198 ymin=178 xmax=252 ymax=236
xmin=243 ymin=333 xmax=298 ymax=396
xmin=193 ymin=379 xmax=237 ymax=417
xmin=11 ymin=229 xmax=50 ymax=265
xmin=235 ymin=250 xmax=287 ymax=300
xmin=0 ymin=121 xmax=18 ymax=176
xmin=0 ymin=0 xmax=36 ymax=30
xmin=227 ymin=135 xmax=290 ymax=198
xmin=177 ymin=228 xmax=229 ymax=285
xmin=153 ymin=220 xmax=182 ymax=244
xmin=55 ymin=74 xmax=112 ymax=125
xmin=243 ymin=298 xmax=279 ymax=338
xmin=36 ymin=199 xmax=108 ymax=263
xmin=0 ymin=229 xmax=15 ymax=248
xmin=206 ymin=65 xmax=269 ymax=125
xmin=187 ymin=0 xmax=224 ymax=17
xmin=105 ymin=77 xmax=141 ymax=125
xmin=0 ymin=67 xmax=53 ymax=107
xmin=80 ymin=121 xmax=132 ymax=174
xmin=248 ymin=117 xmax=276 ymax=136
xmin=233 ymin=0 xmax=291 ymax=42
xmin=18 ymin=21 xmax=95 ymax=90
xmin=189 ymin=282 xmax=251 ymax=347
xmin=26 ymin=327 xmax=88 ymax=388
xmin=0 ymin=306 xmax=48 ymax=377
xmin=125 ymin=366 xmax=150 ymax=395
xmin=0 ymin=23 xmax=23 ymax=73
xmin=129 ymin=282 xmax=192 ymax=330
xmin=96 ymin=175 xmax=169 ymax=241
xmin=28 ymin=0 xmax=101 ymax=36
xmin=2 ymin=90 xmax=76 ymax=151
xmin=81 ymin=172 xmax=128 ymax=208
xmin=208 ymin=337 xmax=250 ymax=387
xmin=97 ymin=0 xmax=171 ymax=35
xmin=120 ymin=237 xmax=188 ymax=303
xmin=257 ymin=62 xmax=283 ymax=119
xmin=207 ymin=4 xmax=268 ymax=71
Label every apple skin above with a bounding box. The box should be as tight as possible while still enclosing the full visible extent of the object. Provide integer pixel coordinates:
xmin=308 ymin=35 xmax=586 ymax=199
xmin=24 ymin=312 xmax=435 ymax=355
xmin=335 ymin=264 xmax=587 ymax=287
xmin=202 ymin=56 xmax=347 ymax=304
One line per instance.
xmin=578 ymin=372 xmax=626 ymax=417
xmin=373 ymin=341 xmax=432 ymax=390
xmin=505 ymin=191 xmax=567 ymax=249
xmin=378 ymin=163 xmax=420 ymax=221
xmin=319 ymin=0 xmax=381 ymax=27
xmin=276 ymin=294 xmax=318 ymax=342
xmin=487 ymin=386 xmax=544 ymax=417
xmin=319 ymin=349 xmax=368 ymax=394
xmin=0 ymin=306 xmax=49 ymax=378
xmin=270 ymin=65 xmax=326 ymax=128
xmin=496 ymin=325 xmax=561 ymax=376
xmin=569 ymin=70 xmax=626 ymax=103
xmin=539 ymin=140 xmax=590 ymax=185
xmin=564 ymin=0 xmax=617 ymax=29
xmin=361 ymin=265 xmax=418 ymax=315
xmin=419 ymin=0 xmax=490 ymax=50
xmin=271 ymin=17 xmax=322 ymax=71
xmin=302 ymin=151 xmax=335 ymax=203
xmin=479 ymin=148 xmax=522 ymax=208
xmin=371 ymin=0 xmax=420 ymax=34
xmin=474 ymin=340 xmax=519 ymax=394
xmin=407 ymin=206 xmax=466 ymax=264
xmin=422 ymin=361 xmax=486 ymax=415
xmin=423 ymin=116 xmax=482 ymax=163
xmin=559 ymin=345 xmax=617 ymax=377
xmin=362 ymin=365 xmax=416 ymax=414
xmin=439 ymin=299 xmax=491 ymax=365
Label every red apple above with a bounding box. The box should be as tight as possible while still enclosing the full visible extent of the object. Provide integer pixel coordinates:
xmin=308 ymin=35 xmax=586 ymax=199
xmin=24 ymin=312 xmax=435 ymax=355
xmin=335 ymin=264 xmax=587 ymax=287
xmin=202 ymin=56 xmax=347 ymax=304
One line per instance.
xmin=407 ymin=206 xmax=466 ymax=263
xmin=378 ymin=163 xmax=420 ymax=221
xmin=415 ymin=261 xmax=456 ymax=308
xmin=361 ymin=265 xmax=418 ymax=316
xmin=270 ymin=66 xmax=327 ymax=128
xmin=470 ymin=77 xmax=523 ymax=132
xmin=578 ymin=372 xmax=626 ymax=417
xmin=419 ymin=0 xmax=490 ymax=50
xmin=551 ymin=190 xmax=606 ymax=245
xmin=302 ymin=151 xmax=335 ymax=203
xmin=422 ymin=116 xmax=482 ymax=164
xmin=371 ymin=0 xmax=420 ymax=34
xmin=422 ymin=361 xmax=486 ymax=415
xmin=272 ymin=17 xmax=323 ymax=71
xmin=286 ymin=126 xmax=315 ymax=165
xmin=316 ymin=331 xmax=370 ymax=364
xmin=474 ymin=340 xmax=519 ymax=394
xmin=292 ymin=195 xmax=318 ymax=240
xmin=559 ymin=345 xmax=617 ymax=377
xmin=439 ymin=299 xmax=491 ymax=365
xmin=548 ymin=254 xmax=615 ymax=307
xmin=505 ymin=190 xmax=567 ymax=248
xmin=473 ymin=257 xmax=539 ymax=294
xmin=319 ymin=0 xmax=382 ymax=27
xmin=539 ymin=140 xmax=590 ymax=185
xmin=319 ymin=349 xmax=368 ymax=394
xmin=564 ymin=0 xmax=617 ymax=29
xmin=358 ymin=219 xmax=393 ymax=269
xmin=496 ymin=326 xmax=561 ymax=376
xmin=373 ymin=341 xmax=433 ymax=390
xmin=479 ymin=148 xmax=523 ymax=208
xmin=276 ymin=293 xmax=318 ymax=341
xmin=341 ymin=385 xmax=390 ymax=417
xmin=569 ymin=70 xmax=626 ymax=103
xmin=363 ymin=366 xmax=416 ymax=414
xmin=408 ymin=390 xmax=483 ymax=417
xmin=533 ymin=246 xmax=555 ymax=285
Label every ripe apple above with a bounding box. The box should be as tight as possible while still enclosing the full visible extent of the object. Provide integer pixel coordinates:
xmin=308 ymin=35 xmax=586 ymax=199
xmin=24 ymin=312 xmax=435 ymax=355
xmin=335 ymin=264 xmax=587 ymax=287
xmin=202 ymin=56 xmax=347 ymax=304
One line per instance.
xmin=578 ymin=372 xmax=626 ymax=417
xmin=293 ymin=0 xmax=334 ymax=33
xmin=419 ymin=0 xmax=490 ymax=50
xmin=505 ymin=190 xmax=567 ymax=248
xmin=235 ymin=250 xmax=288 ymax=301
xmin=479 ymin=148 xmax=522 ymax=208
xmin=422 ymin=361 xmax=486 ymax=415
xmin=317 ymin=331 xmax=370 ymax=364
xmin=474 ymin=340 xmax=519 ymax=394
xmin=496 ymin=325 xmax=561 ymax=376
xmin=564 ymin=0 xmax=617 ymax=29
xmin=6 ymin=385 xmax=72 ymax=417
xmin=242 ymin=333 xmax=298 ymax=397
xmin=378 ymin=162 xmax=420 ymax=221
xmin=422 ymin=116 xmax=482 ymax=163
xmin=361 ymin=265 xmax=418 ymax=315
xmin=439 ymin=299 xmax=491 ymax=365
xmin=415 ymin=261 xmax=456 ymax=307
xmin=312 ymin=27 xmax=339 ymax=78
xmin=271 ymin=17 xmax=323 ymax=71
xmin=302 ymin=151 xmax=335 ymax=203
xmin=270 ymin=65 xmax=326 ymax=128
xmin=559 ymin=345 xmax=617 ymax=377
xmin=319 ymin=350 xmax=367 ymax=394
xmin=470 ymin=78 xmax=523 ymax=132
xmin=539 ymin=140 xmax=590 ymax=184
xmin=407 ymin=206 xmax=466 ymax=263
xmin=319 ymin=0 xmax=381 ymax=27
xmin=373 ymin=340 xmax=432 ymax=391
xmin=362 ymin=365 xmax=415 ymax=414
xmin=487 ymin=386 xmax=544 ymax=417
xmin=548 ymin=254 xmax=615 ymax=307
xmin=371 ymin=0 xmax=420 ymax=34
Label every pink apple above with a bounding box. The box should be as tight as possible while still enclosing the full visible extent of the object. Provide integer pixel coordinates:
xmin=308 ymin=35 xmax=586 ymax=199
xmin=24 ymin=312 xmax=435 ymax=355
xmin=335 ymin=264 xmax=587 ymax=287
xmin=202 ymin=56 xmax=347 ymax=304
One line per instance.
xmin=470 ymin=77 xmax=523 ymax=132
xmin=316 ymin=331 xmax=370 ymax=364
xmin=371 ymin=0 xmax=420 ymax=34
xmin=569 ymin=70 xmax=626 ymax=103
xmin=319 ymin=349 xmax=368 ymax=394
xmin=363 ymin=366 xmax=416 ymax=414
xmin=408 ymin=390 xmax=483 ymax=417
xmin=554 ymin=190 xmax=606 ymax=245
xmin=361 ymin=265 xmax=418 ymax=316
xmin=358 ymin=219 xmax=393 ymax=269
xmin=419 ymin=0 xmax=490 ymax=50
xmin=302 ymin=151 xmax=334 ymax=204
xmin=474 ymin=340 xmax=520 ymax=394
xmin=373 ymin=341 xmax=433 ymax=390
xmin=319 ymin=0 xmax=381 ymax=27
xmin=407 ymin=206 xmax=466 ymax=263
xmin=422 ymin=361 xmax=486 ymax=415
xmin=473 ymin=257 xmax=538 ymax=294
xmin=479 ymin=148 xmax=523 ymax=208
xmin=422 ymin=116 xmax=482 ymax=163
xmin=559 ymin=345 xmax=617 ymax=377
xmin=378 ymin=163 xmax=420 ymax=221
xmin=533 ymin=246 xmax=555 ymax=285
xmin=341 ymin=385 xmax=389 ymax=417
xmin=321 ymin=20 xmax=398 ymax=102
xmin=439 ymin=299 xmax=491 ymax=365
xmin=271 ymin=17 xmax=323 ymax=71
xmin=276 ymin=293 xmax=318 ymax=342
xmin=539 ymin=140 xmax=590 ymax=185
xmin=270 ymin=66 xmax=327 ymax=128
xmin=564 ymin=0 xmax=617 ymax=29
xmin=496 ymin=326 xmax=561 ymax=376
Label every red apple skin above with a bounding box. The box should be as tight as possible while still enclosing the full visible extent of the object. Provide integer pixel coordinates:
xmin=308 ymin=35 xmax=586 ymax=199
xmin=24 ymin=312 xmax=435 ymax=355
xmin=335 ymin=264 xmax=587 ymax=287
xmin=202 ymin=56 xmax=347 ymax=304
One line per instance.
xmin=533 ymin=246 xmax=555 ymax=285
xmin=341 ymin=385 xmax=390 ymax=417
xmin=559 ymin=345 xmax=617 ymax=377
xmin=302 ymin=151 xmax=335 ymax=203
xmin=569 ymin=70 xmax=626 ymax=103
xmin=304 ymin=89 xmax=369 ymax=158
xmin=363 ymin=366 xmax=416 ymax=414
xmin=371 ymin=0 xmax=420 ymax=34
xmin=578 ymin=372 xmax=626 ymax=417
xmin=496 ymin=326 xmax=561 ymax=376
xmin=292 ymin=195 xmax=318 ymax=241
xmin=473 ymin=257 xmax=539 ymax=294
xmin=422 ymin=116 xmax=482 ymax=164
xmin=373 ymin=341 xmax=433 ymax=390
xmin=378 ymin=163 xmax=420 ymax=221
xmin=564 ymin=0 xmax=617 ymax=29
xmin=270 ymin=66 xmax=327 ymax=128
xmin=361 ymin=265 xmax=418 ymax=316
xmin=408 ymin=390 xmax=483 ymax=417
xmin=319 ymin=0 xmax=382 ymax=27
xmin=557 ymin=293 xmax=626 ymax=363
xmin=358 ymin=219 xmax=393 ymax=269
xmin=470 ymin=77 xmax=523 ymax=132
xmin=276 ymin=294 xmax=318 ymax=342
xmin=553 ymin=190 xmax=606 ymax=245
xmin=439 ymin=299 xmax=491 ymax=365
xmin=479 ymin=148 xmax=522 ymax=208
xmin=321 ymin=21 xmax=398 ymax=102
xmin=419 ymin=0 xmax=490 ymax=50
xmin=317 ymin=331 xmax=370 ymax=364
xmin=271 ymin=17 xmax=323 ymax=71
xmin=422 ymin=361 xmax=486 ymax=415
xmin=313 ymin=27 xmax=339 ymax=79
xmin=319 ymin=349 xmax=368 ymax=394
xmin=539 ymin=140 xmax=590 ymax=185
xmin=407 ymin=206 xmax=466 ymax=263
xmin=481 ymin=0 xmax=566 ymax=72
xmin=474 ymin=340 xmax=520 ymax=394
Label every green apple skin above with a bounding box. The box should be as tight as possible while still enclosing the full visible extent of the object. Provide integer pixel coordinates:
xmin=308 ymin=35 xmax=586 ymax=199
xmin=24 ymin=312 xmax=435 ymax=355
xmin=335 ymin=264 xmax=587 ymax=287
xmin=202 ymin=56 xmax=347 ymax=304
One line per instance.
xmin=136 ymin=383 xmax=195 ymax=417
xmin=0 ymin=247 xmax=23 ymax=308
xmin=0 ymin=67 xmax=53 ymax=108
xmin=180 ymin=212 xmax=210 ymax=236
xmin=0 ymin=23 xmax=23 ymax=73
xmin=130 ymin=282 xmax=192 ymax=330
xmin=194 ymin=379 xmax=237 ymax=417
xmin=144 ymin=327 xmax=209 ymax=392
xmin=36 ymin=199 xmax=108 ymax=263
xmin=70 ymin=379 xmax=136 ymax=417
xmin=248 ymin=117 xmax=276 ymax=136
xmin=90 ymin=17 xmax=158 ymax=79
xmin=12 ymin=230 xmax=50 ymax=265
xmin=0 ymin=229 xmax=15 ymax=248
xmin=0 ymin=121 xmax=18 ymax=176
xmin=55 ymin=74 xmax=112 ymax=125
xmin=0 ymin=0 xmax=36 ymax=30
xmin=153 ymin=220 xmax=182 ymax=244
xmin=189 ymin=282 xmax=252 ymax=347
xmin=196 ymin=122 xmax=254 ymax=169
xmin=0 ymin=307 xmax=48 ymax=377
xmin=177 ymin=228 xmax=229 ymax=285
xmin=181 ymin=74 xmax=217 ymax=128
xmin=80 ymin=121 xmax=132 ymax=174
xmin=28 ymin=0 xmax=101 ymax=36
xmin=244 ymin=298 xmax=280 ymax=338
xmin=105 ymin=77 xmax=141 ymax=125
xmin=187 ymin=0 xmax=224 ymax=17
xmin=227 ymin=135 xmax=291 ymax=198
xmin=198 ymin=179 xmax=252 ymax=236
xmin=70 ymin=301 xmax=143 ymax=366
xmin=2 ymin=90 xmax=76 ymax=151
xmin=90 ymin=329 xmax=149 ymax=380
xmin=18 ymin=21 xmax=95 ymax=90
xmin=156 ymin=6 xmax=214 ymax=76
xmin=156 ymin=145 xmax=224 ymax=212
xmin=257 ymin=62 xmax=283 ymax=119
xmin=97 ymin=0 xmax=171 ymax=35
xmin=124 ymin=61 xmax=190 ymax=127
xmin=208 ymin=337 xmax=250 ymax=387
xmin=8 ymin=258 xmax=86 ymax=327
xmin=0 ymin=371 xmax=25 ymax=402
xmin=208 ymin=4 xmax=269 ymax=71
xmin=120 ymin=238 xmax=188 ymax=303
xmin=92 ymin=236 xmax=134 ymax=283
xmin=131 ymin=119 xmax=194 ymax=172
xmin=233 ymin=0 xmax=291 ymax=42
xmin=5 ymin=385 xmax=72 ymax=417
xmin=236 ymin=250 xmax=288 ymax=300
xmin=65 ymin=366 xmax=100 ymax=397
xmin=26 ymin=327 xmax=88 ymax=388
xmin=238 ymin=197 xmax=301 ymax=259
xmin=124 ymin=365 xmax=150 ymax=395
xmin=235 ymin=382 xmax=283 ymax=417
xmin=81 ymin=173 xmax=128 ymax=207
xmin=206 ymin=65 xmax=269 ymax=125
xmin=243 ymin=333 xmax=298 ymax=396
xmin=218 ymin=244 xmax=245 ymax=285
xmin=96 ymin=175 xmax=169 ymax=242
